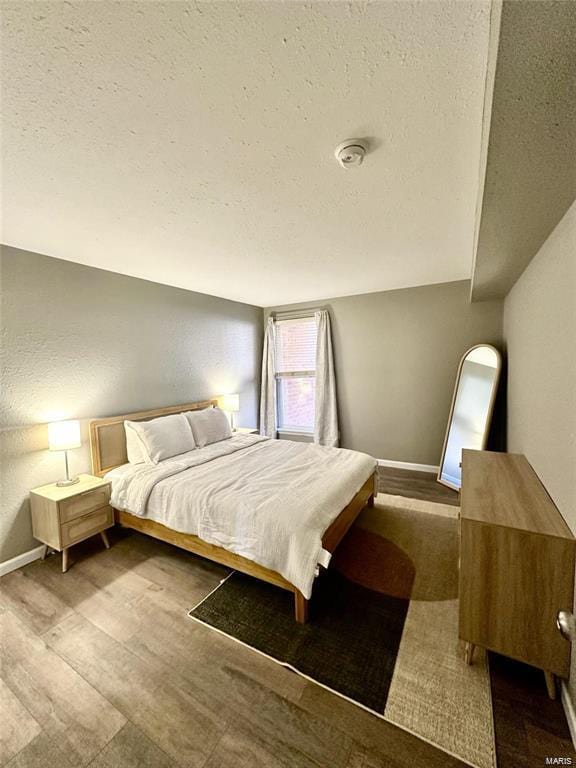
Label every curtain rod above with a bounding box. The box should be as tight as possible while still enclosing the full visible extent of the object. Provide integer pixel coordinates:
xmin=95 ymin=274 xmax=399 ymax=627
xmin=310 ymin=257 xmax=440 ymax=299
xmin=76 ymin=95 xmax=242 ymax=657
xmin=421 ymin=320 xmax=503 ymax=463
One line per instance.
xmin=272 ymin=306 xmax=326 ymax=320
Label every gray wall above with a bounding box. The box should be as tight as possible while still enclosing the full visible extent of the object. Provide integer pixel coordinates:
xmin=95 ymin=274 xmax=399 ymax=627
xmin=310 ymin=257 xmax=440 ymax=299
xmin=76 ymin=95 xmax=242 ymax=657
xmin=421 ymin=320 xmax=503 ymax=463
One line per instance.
xmin=503 ymin=200 xmax=576 ymax=703
xmin=0 ymin=246 xmax=262 ymax=563
xmin=266 ymin=281 xmax=503 ymax=465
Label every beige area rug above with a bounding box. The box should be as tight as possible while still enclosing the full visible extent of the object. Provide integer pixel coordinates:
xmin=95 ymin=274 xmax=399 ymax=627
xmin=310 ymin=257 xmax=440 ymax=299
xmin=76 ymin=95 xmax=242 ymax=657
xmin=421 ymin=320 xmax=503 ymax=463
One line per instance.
xmin=190 ymin=493 xmax=496 ymax=768
xmin=363 ymin=494 xmax=495 ymax=768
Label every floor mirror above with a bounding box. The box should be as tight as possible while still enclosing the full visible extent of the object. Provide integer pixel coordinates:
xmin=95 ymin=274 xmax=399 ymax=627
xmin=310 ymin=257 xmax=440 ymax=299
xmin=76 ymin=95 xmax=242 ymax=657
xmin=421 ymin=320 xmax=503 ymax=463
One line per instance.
xmin=438 ymin=344 xmax=502 ymax=491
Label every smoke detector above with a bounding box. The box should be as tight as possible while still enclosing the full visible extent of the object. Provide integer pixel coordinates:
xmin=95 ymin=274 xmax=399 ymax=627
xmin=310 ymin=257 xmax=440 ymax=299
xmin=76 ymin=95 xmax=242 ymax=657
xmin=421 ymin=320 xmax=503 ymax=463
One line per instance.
xmin=334 ymin=139 xmax=367 ymax=169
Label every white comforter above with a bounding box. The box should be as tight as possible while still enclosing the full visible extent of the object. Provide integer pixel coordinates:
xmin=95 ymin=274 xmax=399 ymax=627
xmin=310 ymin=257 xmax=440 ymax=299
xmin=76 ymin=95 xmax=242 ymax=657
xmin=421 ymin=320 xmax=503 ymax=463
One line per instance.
xmin=106 ymin=434 xmax=376 ymax=598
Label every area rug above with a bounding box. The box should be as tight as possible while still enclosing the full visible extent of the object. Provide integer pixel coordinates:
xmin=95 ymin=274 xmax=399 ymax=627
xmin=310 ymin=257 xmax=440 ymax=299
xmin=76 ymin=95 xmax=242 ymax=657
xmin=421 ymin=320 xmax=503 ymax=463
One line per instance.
xmin=188 ymin=493 xmax=496 ymax=768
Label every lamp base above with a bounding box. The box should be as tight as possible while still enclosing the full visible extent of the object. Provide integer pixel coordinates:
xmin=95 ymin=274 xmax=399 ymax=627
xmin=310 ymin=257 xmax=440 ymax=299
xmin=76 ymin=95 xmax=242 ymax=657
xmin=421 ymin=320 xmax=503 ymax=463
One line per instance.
xmin=56 ymin=477 xmax=80 ymax=487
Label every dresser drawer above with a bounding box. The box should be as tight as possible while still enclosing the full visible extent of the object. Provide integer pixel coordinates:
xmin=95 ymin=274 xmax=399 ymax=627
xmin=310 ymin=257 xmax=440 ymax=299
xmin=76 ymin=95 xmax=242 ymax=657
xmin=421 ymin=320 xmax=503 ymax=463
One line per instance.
xmin=61 ymin=506 xmax=113 ymax=547
xmin=59 ymin=485 xmax=111 ymax=523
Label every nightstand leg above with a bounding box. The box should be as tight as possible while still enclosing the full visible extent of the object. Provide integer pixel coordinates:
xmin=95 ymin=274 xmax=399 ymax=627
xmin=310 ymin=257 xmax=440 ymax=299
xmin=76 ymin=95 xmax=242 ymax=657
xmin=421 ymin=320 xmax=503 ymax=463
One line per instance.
xmin=464 ymin=642 xmax=475 ymax=665
xmin=62 ymin=548 xmax=69 ymax=573
xmin=100 ymin=530 xmax=110 ymax=549
xmin=41 ymin=545 xmax=49 ymax=560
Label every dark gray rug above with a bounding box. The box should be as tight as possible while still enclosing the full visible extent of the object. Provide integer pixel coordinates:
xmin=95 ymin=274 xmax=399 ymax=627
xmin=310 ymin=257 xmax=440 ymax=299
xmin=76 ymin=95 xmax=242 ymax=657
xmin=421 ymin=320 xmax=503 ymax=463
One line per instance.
xmin=188 ymin=568 xmax=409 ymax=714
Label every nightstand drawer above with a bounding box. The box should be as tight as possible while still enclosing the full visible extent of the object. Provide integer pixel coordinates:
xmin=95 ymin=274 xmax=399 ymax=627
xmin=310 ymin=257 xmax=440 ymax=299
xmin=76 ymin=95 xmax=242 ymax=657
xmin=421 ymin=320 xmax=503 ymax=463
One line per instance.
xmin=61 ymin=506 xmax=113 ymax=547
xmin=59 ymin=485 xmax=111 ymax=523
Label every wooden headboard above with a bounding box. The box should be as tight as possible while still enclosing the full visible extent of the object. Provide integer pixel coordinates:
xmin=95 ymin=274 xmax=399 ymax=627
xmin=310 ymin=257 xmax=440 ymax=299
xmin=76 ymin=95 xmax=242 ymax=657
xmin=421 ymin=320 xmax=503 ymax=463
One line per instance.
xmin=89 ymin=399 xmax=218 ymax=477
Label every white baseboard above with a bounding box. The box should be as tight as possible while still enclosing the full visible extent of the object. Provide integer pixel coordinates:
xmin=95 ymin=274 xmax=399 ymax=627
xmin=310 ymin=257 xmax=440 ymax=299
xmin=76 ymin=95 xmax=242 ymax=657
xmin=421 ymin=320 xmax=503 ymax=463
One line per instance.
xmin=0 ymin=545 xmax=45 ymax=578
xmin=561 ymin=680 xmax=576 ymax=749
xmin=377 ymin=458 xmax=440 ymax=474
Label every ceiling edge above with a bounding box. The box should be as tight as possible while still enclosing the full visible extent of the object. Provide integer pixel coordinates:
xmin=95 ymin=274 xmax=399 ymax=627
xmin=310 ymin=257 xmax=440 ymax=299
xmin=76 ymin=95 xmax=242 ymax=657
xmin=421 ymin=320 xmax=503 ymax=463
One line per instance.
xmin=469 ymin=0 xmax=503 ymax=304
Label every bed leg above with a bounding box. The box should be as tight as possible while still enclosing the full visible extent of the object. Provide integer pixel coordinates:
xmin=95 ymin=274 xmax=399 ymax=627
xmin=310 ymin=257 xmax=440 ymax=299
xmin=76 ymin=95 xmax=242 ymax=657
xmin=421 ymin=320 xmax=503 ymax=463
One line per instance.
xmin=366 ymin=472 xmax=377 ymax=508
xmin=295 ymin=591 xmax=309 ymax=623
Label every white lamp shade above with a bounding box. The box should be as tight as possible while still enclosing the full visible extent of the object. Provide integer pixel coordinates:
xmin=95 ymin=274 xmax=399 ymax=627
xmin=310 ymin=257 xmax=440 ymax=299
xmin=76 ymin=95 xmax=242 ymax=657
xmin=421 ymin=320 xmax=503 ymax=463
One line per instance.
xmin=48 ymin=420 xmax=81 ymax=451
xmin=218 ymin=394 xmax=240 ymax=413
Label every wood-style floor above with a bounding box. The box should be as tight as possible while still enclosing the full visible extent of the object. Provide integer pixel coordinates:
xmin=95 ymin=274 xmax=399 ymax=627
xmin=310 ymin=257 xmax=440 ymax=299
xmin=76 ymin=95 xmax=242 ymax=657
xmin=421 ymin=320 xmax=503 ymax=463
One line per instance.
xmin=0 ymin=467 xmax=573 ymax=768
xmin=376 ymin=465 xmax=460 ymax=506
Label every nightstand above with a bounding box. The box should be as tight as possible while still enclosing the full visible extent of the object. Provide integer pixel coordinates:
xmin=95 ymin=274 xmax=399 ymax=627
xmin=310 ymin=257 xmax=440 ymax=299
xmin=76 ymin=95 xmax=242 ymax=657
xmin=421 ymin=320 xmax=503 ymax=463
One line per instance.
xmin=234 ymin=427 xmax=259 ymax=434
xmin=30 ymin=474 xmax=114 ymax=573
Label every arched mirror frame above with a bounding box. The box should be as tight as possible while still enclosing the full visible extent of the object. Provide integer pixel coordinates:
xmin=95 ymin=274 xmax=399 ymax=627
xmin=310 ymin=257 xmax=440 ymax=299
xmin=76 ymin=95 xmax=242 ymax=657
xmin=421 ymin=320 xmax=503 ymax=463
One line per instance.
xmin=437 ymin=344 xmax=502 ymax=492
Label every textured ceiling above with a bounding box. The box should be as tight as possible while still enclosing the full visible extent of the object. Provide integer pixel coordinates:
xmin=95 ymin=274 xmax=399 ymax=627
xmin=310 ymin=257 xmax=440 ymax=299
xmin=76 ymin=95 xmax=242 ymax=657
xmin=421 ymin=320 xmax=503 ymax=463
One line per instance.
xmin=1 ymin=1 xmax=490 ymax=307
xmin=471 ymin=0 xmax=576 ymax=301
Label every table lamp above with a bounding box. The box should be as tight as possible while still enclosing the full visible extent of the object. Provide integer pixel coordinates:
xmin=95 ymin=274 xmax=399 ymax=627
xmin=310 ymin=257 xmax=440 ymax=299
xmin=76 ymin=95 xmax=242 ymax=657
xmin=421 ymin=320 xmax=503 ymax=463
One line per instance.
xmin=219 ymin=394 xmax=240 ymax=431
xmin=48 ymin=420 xmax=81 ymax=486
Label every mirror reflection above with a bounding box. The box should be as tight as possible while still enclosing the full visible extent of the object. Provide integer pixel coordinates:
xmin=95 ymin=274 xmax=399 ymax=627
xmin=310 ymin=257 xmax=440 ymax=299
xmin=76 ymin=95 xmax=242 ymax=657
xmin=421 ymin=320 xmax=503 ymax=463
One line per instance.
xmin=438 ymin=345 xmax=501 ymax=490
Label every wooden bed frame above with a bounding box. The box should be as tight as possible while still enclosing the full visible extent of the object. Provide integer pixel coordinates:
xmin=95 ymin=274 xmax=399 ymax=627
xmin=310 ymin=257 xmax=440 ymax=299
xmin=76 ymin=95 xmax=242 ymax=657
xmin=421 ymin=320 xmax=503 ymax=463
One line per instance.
xmin=89 ymin=399 xmax=376 ymax=623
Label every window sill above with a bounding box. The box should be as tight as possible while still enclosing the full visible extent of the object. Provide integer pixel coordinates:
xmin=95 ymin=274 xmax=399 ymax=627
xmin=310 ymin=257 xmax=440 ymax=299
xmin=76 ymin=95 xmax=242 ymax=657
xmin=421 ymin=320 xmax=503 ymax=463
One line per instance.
xmin=277 ymin=428 xmax=313 ymax=435
xmin=276 ymin=429 xmax=314 ymax=442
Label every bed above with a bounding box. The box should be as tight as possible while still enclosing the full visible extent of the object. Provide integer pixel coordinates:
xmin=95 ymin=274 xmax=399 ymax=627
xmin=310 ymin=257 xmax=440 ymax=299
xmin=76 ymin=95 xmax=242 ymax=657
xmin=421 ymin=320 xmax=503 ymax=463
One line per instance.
xmin=90 ymin=399 xmax=377 ymax=622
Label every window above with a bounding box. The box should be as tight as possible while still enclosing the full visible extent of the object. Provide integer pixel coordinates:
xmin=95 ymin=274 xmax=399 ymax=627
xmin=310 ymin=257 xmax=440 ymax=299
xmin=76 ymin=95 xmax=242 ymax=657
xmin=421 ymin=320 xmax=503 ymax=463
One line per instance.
xmin=275 ymin=316 xmax=317 ymax=432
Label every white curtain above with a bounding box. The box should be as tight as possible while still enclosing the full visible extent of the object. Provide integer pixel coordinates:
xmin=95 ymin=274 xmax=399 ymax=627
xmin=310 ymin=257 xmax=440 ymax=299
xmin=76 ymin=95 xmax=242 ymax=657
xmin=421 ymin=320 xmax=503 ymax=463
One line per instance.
xmin=259 ymin=317 xmax=277 ymax=437
xmin=314 ymin=310 xmax=339 ymax=447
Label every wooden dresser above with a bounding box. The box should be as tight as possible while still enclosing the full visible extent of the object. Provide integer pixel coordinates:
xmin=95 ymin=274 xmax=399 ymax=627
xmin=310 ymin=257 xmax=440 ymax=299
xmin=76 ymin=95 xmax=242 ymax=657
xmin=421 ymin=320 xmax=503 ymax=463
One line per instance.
xmin=459 ymin=450 xmax=575 ymax=698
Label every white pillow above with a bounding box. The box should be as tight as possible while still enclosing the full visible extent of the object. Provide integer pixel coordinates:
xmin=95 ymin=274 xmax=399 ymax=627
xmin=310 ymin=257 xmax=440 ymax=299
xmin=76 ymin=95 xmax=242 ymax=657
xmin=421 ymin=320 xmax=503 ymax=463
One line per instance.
xmin=125 ymin=413 xmax=196 ymax=464
xmin=124 ymin=421 xmax=150 ymax=464
xmin=185 ymin=407 xmax=231 ymax=448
